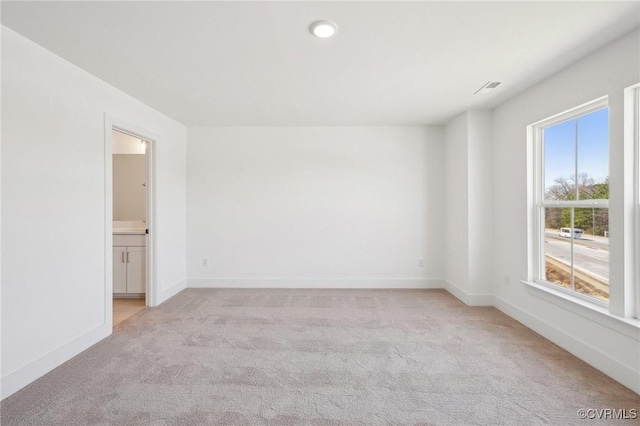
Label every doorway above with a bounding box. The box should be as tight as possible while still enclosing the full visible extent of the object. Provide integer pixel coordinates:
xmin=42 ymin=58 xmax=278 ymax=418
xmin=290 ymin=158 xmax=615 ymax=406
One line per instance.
xmin=112 ymin=129 xmax=147 ymax=325
xmin=105 ymin=115 xmax=157 ymax=329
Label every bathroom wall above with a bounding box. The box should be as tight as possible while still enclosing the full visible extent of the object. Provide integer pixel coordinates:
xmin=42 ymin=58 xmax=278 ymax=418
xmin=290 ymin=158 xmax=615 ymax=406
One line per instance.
xmin=113 ymin=154 xmax=146 ymax=221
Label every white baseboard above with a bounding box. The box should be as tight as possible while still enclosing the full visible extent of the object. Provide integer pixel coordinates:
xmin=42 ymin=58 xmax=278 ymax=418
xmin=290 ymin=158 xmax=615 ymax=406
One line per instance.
xmin=494 ymin=296 xmax=640 ymax=394
xmin=443 ymin=280 xmax=495 ymax=306
xmin=188 ymin=278 xmax=445 ymax=289
xmin=157 ymin=279 xmax=187 ymax=305
xmin=1 ymin=323 xmax=111 ymax=400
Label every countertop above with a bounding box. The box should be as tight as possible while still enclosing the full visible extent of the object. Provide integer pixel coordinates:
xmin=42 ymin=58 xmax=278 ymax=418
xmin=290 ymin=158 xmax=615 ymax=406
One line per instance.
xmin=113 ymin=221 xmax=146 ymax=235
xmin=113 ymin=228 xmax=146 ymax=235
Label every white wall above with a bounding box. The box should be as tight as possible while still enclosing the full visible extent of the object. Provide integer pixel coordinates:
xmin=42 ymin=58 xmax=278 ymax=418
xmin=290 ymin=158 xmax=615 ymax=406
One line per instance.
xmin=444 ymin=110 xmax=494 ymax=304
xmin=467 ymin=110 xmax=494 ymax=298
xmin=444 ymin=114 xmax=469 ymax=293
xmin=187 ymin=126 xmax=444 ymax=288
xmin=1 ymin=27 xmax=188 ymax=398
xmin=492 ymin=29 xmax=640 ymax=392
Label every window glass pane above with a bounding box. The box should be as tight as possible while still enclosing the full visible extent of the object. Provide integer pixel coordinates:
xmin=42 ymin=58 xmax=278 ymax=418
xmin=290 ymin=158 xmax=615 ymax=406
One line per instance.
xmin=544 ymin=120 xmax=576 ymax=200
xmin=577 ymin=108 xmax=609 ymax=200
xmin=573 ymin=208 xmax=609 ymax=302
xmin=543 ymin=207 xmax=572 ymax=289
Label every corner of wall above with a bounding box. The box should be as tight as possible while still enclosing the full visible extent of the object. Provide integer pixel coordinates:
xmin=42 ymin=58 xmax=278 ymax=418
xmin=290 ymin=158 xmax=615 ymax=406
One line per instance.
xmin=443 ymin=280 xmax=495 ymax=307
xmin=157 ymin=279 xmax=188 ymax=305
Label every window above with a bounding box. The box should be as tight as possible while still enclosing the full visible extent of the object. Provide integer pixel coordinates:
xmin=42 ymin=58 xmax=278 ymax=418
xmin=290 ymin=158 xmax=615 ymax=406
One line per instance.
xmin=530 ymin=97 xmax=610 ymax=305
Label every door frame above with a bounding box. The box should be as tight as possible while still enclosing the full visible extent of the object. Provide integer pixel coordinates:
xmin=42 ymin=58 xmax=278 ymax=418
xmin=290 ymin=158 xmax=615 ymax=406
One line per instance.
xmin=104 ymin=114 xmax=159 ymax=327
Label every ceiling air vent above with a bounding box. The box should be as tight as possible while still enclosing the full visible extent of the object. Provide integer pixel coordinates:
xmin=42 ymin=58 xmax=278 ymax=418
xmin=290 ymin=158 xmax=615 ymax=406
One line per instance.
xmin=475 ymin=81 xmax=501 ymax=95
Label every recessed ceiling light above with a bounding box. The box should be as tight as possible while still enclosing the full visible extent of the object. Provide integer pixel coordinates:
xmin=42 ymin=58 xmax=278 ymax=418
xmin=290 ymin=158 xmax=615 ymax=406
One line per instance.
xmin=475 ymin=81 xmax=501 ymax=95
xmin=310 ymin=20 xmax=338 ymax=38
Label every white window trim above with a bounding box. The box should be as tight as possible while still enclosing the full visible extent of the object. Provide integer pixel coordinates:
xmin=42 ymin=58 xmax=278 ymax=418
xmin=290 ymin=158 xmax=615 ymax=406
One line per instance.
xmin=636 ymin=85 xmax=640 ymax=318
xmin=541 ymin=200 xmax=609 ymax=208
xmin=630 ymin=83 xmax=640 ymax=319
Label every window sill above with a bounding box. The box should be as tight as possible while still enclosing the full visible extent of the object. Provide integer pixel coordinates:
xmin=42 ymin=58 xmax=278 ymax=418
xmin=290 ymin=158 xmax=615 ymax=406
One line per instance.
xmin=521 ymin=280 xmax=640 ymax=340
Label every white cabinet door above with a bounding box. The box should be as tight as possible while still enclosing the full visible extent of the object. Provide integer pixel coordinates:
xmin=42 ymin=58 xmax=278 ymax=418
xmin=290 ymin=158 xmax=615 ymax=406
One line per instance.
xmin=126 ymin=246 xmax=146 ymax=293
xmin=113 ymin=247 xmax=128 ymax=293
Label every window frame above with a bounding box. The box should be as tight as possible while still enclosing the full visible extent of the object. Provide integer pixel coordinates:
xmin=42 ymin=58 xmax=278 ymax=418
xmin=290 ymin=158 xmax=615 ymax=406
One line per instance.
xmin=530 ymin=96 xmax=610 ymax=307
xmin=632 ymin=84 xmax=640 ymax=319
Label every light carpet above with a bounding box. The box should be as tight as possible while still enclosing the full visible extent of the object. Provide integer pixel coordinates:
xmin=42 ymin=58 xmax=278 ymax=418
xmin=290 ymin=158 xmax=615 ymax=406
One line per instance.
xmin=2 ymin=288 xmax=638 ymax=425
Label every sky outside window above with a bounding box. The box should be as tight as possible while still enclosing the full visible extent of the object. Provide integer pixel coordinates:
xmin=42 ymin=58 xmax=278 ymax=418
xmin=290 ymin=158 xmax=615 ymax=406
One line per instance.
xmin=544 ymin=108 xmax=609 ymax=197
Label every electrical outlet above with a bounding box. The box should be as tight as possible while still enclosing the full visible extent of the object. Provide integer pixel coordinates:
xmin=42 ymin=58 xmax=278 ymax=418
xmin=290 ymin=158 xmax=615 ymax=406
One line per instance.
xmin=419 ymin=258 xmax=424 ymax=267
xmin=202 ymin=257 xmax=209 ymax=266
xmin=504 ymin=274 xmax=510 ymax=286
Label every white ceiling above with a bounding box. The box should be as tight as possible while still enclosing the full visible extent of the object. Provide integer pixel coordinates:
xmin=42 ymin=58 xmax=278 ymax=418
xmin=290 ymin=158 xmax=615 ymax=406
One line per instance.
xmin=2 ymin=1 xmax=639 ymax=126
